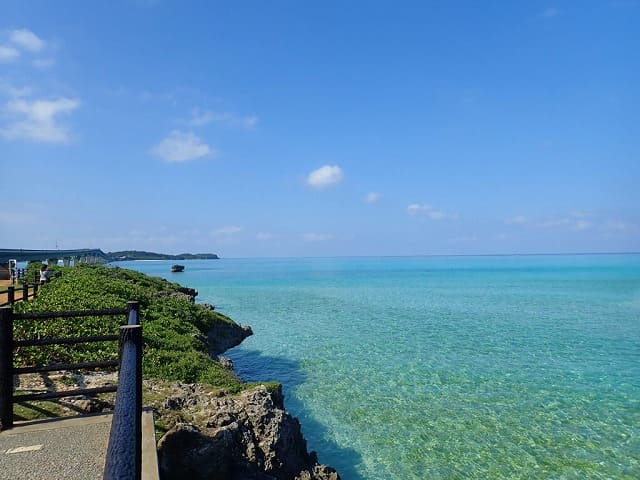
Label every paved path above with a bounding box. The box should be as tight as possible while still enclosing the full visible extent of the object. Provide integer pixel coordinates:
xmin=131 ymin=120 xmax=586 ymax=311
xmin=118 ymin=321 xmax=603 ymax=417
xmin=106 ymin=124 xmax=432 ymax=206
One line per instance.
xmin=0 ymin=414 xmax=111 ymax=480
xmin=0 ymin=412 xmax=159 ymax=480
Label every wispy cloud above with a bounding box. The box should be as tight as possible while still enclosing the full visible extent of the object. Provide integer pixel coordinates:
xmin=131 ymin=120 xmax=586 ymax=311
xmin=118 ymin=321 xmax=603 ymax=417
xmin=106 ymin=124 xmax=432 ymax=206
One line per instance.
xmin=0 ymin=29 xmax=49 ymax=64
xmin=10 ymin=29 xmax=45 ymax=52
xmin=188 ymin=108 xmax=258 ymax=128
xmin=365 ymin=192 xmax=381 ymax=203
xmin=601 ymin=220 xmax=640 ymax=238
xmin=212 ymin=226 xmax=243 ymax=237
xmin=537 ymin=217 xmax=593 ymax=230
xmin=150 ymin=130 xmax=215 ymax=162
xmin=0 ymin=97 xmax=80 ymax=143
xmin=0 ymin=45 xmax=19 ymax=62
xmin=0 ymin=80 xmax=31 ymax=97
xmin=505 ymin=215 xmax=527 ymax=225
xmin=256 ymin=232 xmax=278 ymax=240
xmin=32 ymin=58 xmax=55 ymax=69
xmin=407 ymin=203 xmax=453 ymax=220
xmin=302 ymin=232 xmax=334 ymax=242
xmin=307 ymin=165 xmax=344 ymax=190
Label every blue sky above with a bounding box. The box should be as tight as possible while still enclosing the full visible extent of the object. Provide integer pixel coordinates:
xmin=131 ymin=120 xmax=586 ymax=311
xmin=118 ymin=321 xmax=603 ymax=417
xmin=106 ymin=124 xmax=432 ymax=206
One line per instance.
xmin=1 ymin=1 xmax=638 ymax=257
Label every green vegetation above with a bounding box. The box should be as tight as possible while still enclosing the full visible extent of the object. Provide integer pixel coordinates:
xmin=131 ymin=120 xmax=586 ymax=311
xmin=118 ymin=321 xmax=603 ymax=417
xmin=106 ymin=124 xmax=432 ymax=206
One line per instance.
xmin=108 ymin=250 xmax=219 ymax=260
xmin=13 ymin=264 xmax=243 ymax=392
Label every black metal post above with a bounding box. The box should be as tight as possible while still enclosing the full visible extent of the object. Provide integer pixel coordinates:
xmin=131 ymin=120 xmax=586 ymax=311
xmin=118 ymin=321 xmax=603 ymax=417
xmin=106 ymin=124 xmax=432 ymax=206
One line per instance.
xmin=103 ymin=324 xmax=143 ymax=480
xmin=126 ymin=301 xmax=140 ymax=326
xmin=22 ymin=283 xmax=28 ymax=302
xmin=7 ymin=287 xmax=14 ymax=306
xmin=0 ymin=307 xmax=14 ymax=431
xmin=33 ymin=282 xmax=38 ymax=298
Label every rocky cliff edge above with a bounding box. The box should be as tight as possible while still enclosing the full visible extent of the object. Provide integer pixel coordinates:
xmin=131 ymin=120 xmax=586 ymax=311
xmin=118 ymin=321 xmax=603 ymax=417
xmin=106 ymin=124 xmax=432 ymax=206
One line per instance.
xmin=149 ymin=381 xmax=340 ymax=480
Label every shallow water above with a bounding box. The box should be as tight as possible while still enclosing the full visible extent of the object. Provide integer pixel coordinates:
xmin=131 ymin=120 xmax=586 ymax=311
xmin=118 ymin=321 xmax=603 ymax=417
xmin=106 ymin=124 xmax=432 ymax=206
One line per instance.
xmin=120 ymin=254 xmax=640 ymax=479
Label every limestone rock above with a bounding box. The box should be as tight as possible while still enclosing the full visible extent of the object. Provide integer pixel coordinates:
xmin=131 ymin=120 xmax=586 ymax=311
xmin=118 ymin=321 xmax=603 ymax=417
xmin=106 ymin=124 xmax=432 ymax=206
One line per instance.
xmin=157 ymin=385 xmax=340 ymax=480
xmin=207 ymin=321 xmax=253 ymax=356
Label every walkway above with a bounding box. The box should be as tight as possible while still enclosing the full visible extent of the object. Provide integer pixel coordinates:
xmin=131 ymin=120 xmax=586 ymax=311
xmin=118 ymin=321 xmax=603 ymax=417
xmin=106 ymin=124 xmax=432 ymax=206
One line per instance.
xmin=0 ymin=411 xmax=159 ymax=480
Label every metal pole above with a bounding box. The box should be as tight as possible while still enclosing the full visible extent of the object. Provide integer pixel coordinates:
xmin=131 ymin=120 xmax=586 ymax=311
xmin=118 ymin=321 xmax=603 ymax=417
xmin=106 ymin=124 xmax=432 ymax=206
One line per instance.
xmin=22 ymin=283 xmax=28 ymax=302
xmin=0 ymin=307 xmax=14 ymax=431
xmin=126 ymin=301 xmax=140 ymax=326
xmin=103 ymin=324 xmax=143 ymax=480
xmin=7 ymin=287 xmax=14 ymax=306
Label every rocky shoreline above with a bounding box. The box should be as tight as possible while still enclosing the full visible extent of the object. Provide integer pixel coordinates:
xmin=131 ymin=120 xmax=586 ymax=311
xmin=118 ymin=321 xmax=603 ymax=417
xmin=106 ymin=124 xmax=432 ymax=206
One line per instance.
xmin=153 ymin=381 xmax=339 ymax=480
xmin=151 ymin=315 xmax=340 ymax=480
xmin=16 ymin=310 xmax=340 ymax=480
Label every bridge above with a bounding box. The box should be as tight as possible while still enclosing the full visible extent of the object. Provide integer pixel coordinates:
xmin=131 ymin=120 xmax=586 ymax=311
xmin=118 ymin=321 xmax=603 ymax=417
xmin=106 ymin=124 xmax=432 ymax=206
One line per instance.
xmin=0 ymin=249 xmax=111 ymax=264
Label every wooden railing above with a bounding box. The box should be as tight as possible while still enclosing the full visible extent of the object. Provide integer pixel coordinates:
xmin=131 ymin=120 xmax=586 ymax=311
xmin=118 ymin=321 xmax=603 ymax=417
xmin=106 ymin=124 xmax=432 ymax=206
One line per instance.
xmin=0 ymin=301 xmax=139 ymax=431
xmin=0 ymin=301 xmax=146 ymax=479
xmin=0 ymin=283 xmax=39 ymax=307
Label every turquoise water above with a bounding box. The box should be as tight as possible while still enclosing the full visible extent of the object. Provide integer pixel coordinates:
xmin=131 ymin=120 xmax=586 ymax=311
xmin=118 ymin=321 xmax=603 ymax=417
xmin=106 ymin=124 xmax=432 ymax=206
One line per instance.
xmin=120 ymin=255 xmax=640 ymax=479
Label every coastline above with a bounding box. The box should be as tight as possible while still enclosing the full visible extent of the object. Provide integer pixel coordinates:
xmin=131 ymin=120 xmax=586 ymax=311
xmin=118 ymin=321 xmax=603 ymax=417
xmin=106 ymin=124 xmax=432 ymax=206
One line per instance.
xmin=11 ymin=263 xmax=340 ymax=480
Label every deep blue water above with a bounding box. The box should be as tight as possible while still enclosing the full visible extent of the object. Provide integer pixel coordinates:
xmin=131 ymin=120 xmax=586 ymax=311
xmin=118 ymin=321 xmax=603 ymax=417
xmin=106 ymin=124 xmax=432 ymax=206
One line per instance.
xmin=120 ymin=254 xmax=640 ymax=479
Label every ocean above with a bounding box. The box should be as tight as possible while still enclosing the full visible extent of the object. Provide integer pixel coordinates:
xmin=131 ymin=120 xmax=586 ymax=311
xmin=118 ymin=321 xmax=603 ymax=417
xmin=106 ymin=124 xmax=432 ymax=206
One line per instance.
xmin=119 ymin=254 xmax=640 ymax=479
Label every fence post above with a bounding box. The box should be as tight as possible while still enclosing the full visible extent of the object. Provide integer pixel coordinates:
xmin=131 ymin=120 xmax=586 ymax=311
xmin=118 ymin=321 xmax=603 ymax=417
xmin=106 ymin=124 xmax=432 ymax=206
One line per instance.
xmin=0 ymin=307 xmax=14 ymax=431
xmin=33 ymin=283 xmax=38 ymax=299
xmin=7 ymin=287 xmax=14 ymax=306
xmin=126 ymin=301 xmax=140 ymax=326
xmin=22 ymin=283 xmax=28 ymax=302
xmin=103 ymin=324 xmax=143 ymax=480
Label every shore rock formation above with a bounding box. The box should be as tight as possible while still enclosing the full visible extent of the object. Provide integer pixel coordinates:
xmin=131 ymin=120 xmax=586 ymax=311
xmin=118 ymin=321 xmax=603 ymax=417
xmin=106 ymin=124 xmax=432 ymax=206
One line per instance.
xmin=155 ymin=383 xmax=340 ymax=480
xmin=206 ymin=313 xmax=254 ymax=356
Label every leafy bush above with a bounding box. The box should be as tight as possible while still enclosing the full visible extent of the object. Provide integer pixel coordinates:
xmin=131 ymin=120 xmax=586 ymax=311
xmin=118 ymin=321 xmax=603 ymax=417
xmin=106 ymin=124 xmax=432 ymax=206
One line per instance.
xmin=13 ymin=265 xmax=243 ymax=392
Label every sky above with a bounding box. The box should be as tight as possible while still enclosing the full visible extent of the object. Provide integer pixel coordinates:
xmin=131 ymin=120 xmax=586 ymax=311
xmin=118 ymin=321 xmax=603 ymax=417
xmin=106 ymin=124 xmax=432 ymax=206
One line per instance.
xmin=1 ymin=1 xmax=638 ymax=257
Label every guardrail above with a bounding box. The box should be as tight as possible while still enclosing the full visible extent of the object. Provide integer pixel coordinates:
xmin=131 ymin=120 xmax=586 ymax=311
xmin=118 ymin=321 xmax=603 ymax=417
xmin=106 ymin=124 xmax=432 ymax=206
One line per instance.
xmin=103 ymin=323 xmax=143 ymax=480
xmin=0 ymin=301 xmax=146 ymax=479
xmin=0 ymin=301 xmax=139 ymax=431
xmin=0 ymin=283 xmax=39 ymax=307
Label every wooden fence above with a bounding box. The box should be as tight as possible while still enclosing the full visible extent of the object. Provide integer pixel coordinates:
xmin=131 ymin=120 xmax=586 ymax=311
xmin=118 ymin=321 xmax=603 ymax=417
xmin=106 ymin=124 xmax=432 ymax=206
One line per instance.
xmin=0 ymin=301 xmax=140 ymax=431
xmin=0 ymin=283 xmax=40 ymax=307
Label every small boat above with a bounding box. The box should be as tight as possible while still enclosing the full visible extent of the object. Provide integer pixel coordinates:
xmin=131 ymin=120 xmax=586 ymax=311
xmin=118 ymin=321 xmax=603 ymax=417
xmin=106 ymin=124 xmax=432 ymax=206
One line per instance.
xmin=171 ymin=264 xmax=185 ymax=272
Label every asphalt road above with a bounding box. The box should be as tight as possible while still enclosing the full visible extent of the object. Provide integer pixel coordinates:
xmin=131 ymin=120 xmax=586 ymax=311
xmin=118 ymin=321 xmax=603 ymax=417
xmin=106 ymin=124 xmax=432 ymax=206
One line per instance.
xmin=0 ymin=414 xmax=111 ymax=480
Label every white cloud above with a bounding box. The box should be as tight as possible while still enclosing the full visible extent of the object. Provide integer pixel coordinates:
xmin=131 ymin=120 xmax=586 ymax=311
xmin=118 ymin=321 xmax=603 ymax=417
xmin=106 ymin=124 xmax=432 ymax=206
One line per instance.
xmin=365 ymin=192 xmax=381 ymax=203
xmin=0 ymin=97 xmax=80 ymax=143
xmin=407 ymin=203 xmax=452 ymax=220
xmin=150 ymin=130 xmax=214 ymax=162
xmin=574 ymin=220 xmax=593 ymax=230
xmin=0 ymin=45 xmax=20 ymax=61
xmin=256 ymin=232 xmax=278 ymax=240
xmin=213 ymin=226 xmax=243 ymax=237
xmin=10 ymin=29 xmax=45 ymax=52
xmin=0 ymin=80 xmax=31 ymax=97
xmin=189 ymin=108 xmax=213 ymax=126
xmin=505 ymin=215 xmax=527 ymax=225
xmin=307 ymin=165 xmax=344 ymax=190
xmin=601 ymin=220 xmax=639 ymax=237
xmin=537 ymin=217 xmax=593 ymax=230
xmin=32 ymin=58 xmax=55 ymax=69
xmin=189 ymin=108 xmax=258 ymax=128
xmin=302 ymin=233 xmax=334 ymax=242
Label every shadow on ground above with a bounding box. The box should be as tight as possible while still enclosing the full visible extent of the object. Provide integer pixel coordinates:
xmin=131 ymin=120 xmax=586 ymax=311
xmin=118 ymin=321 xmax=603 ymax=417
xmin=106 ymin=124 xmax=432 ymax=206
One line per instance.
xmin=225 ymin=348 xmax=365 ymax=480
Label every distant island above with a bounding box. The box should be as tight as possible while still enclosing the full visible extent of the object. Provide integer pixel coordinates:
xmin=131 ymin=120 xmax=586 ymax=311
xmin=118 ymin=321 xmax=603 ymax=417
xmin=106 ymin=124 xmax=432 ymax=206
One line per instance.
xmin=108 ymin=250 xmax=219 ymax=261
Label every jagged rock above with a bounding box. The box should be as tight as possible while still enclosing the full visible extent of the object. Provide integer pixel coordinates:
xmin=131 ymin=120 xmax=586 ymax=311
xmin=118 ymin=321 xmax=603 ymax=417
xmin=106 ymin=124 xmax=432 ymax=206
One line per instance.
xmin=157 ymin=385 xmax=340 ymax=480
xmin=219 ymin=357 xmax=234 ymax=370
xmin=207 ymin=321 xmax=253 ymax=356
